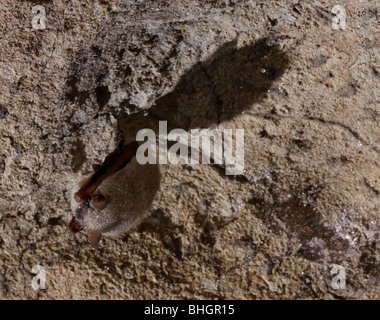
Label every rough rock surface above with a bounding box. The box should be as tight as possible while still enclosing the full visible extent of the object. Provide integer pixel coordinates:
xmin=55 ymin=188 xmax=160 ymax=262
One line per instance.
xmin=0 ymin=0 xmax=379 ymax=299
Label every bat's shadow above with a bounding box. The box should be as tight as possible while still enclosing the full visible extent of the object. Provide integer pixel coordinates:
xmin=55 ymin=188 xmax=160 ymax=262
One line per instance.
xmin=117 ymin=37 xmax=289 ymax=137
xmin=65 ymin=36 xmax=289 ymax=250
xmin=117 ymin=38 xmax=289 ymax=256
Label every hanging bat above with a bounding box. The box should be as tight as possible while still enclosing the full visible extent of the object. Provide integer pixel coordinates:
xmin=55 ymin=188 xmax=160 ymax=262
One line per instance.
xmin=68 ymin=139 xmax=161 ymax=245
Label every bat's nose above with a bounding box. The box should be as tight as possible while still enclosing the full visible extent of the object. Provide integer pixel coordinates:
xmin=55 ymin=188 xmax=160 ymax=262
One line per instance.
xmin=67 ymin=216 xmax=84 ymax=234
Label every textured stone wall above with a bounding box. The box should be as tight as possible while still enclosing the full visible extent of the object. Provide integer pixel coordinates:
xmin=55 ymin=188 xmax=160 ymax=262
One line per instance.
xmin=0 ymin=0 xmax=378 ymax=299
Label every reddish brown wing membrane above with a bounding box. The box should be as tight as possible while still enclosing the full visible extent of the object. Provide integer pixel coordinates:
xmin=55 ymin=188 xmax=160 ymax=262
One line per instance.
xmin=74 ymin=141 xmax=139 ymax=202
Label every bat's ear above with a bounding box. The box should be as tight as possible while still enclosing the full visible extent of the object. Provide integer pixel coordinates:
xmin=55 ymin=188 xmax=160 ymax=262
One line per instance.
xmin=89 ymin=194 xmax=109 ymax=210
xmin=86 ymin=229 xmax=102 ymax=246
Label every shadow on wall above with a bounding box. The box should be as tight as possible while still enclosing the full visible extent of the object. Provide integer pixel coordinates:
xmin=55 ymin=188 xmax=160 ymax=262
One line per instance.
xmin=117 ymin=37 xmax=289 ymax=138
xmin=116 ymin=38 xmax=289 ymax=256
xmin=64 ymin=36 xmax=289 ymax=250
xmin=65 ymin=36 xmax=289 ymax=164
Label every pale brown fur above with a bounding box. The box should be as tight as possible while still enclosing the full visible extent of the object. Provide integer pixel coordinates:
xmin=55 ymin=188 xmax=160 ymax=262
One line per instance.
xmin=71 ymin=157 xmax=161 ymax=241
